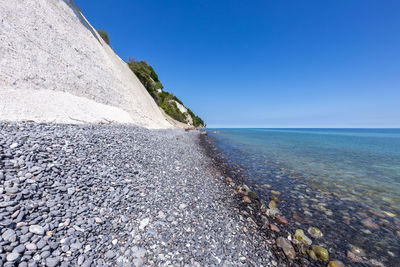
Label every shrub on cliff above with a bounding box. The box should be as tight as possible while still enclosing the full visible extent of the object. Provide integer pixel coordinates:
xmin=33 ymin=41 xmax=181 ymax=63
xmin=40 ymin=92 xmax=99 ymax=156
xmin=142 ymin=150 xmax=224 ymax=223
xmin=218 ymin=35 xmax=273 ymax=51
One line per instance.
xmin=127 ymin=59 xmax=163 ymax=101
xmin=127 ymin=58 xmax=205 ymax=127
xmin=97 ymin=29 xmax=110 ymax=45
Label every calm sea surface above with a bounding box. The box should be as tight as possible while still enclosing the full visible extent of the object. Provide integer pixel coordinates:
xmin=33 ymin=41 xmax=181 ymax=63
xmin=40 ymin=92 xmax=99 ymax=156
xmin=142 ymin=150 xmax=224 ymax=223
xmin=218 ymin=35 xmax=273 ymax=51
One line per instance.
xmin=208 ymin=128 xmax=400 ymax=265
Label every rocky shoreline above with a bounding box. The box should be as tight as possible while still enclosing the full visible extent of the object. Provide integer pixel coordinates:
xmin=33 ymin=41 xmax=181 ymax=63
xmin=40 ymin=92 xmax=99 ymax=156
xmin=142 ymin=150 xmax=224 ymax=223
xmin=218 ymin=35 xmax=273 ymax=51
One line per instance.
xmin=0 ymin=122 xmax=277 ymax=266
xmin=200 ymin=134 xmax=349 ymax=267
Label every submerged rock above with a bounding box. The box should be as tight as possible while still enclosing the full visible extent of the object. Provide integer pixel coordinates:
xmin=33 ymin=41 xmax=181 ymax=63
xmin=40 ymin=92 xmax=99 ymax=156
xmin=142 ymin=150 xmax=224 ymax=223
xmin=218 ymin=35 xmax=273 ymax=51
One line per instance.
xmin=270 ymin=190 xmax=280 ymax=195
xmin=248 ymin=191 xmax=258 ymax=200
xmin=296 ymin=243 xmax=308 ymax=256
xmin=269 ymin=200 xmax=277 ymax=209
xmin=265 ymin=208 xmax=278 ymax=218
xmin=269 ymin=195 xmax=279 ymax=201
xmin=276 ymin=237 xmax=296 ymax=259
xmin=307 ymin=227 xmax=323 ymax=239
xmin=311 ymin=245 xmax=329 ymax=262
xmin=238 ymin=184 xmax=251 ymax=195
xmin=261 ymin=215 xmax=269 ymax=227
xmin=349 ymin=244 xmax=366 ymax=257
xmin=243 ymin=196 xmax=251 ymax=203
xmin=270 ymin=224 xmax=280 ymax=232
xmin=347 ymin=251 xmax=363 ymax=262
xmin=328 ymin=260 xmax=345 ymax=267
xmin=294 ymin=229 xmax=312 ymax=246
xmin=361 ymin=218 xmax=379 ymax=229
xmin=307 ymin=249 xmax=318 ymax=260
xmin=275 ymin=215 xmax=288 ymax=224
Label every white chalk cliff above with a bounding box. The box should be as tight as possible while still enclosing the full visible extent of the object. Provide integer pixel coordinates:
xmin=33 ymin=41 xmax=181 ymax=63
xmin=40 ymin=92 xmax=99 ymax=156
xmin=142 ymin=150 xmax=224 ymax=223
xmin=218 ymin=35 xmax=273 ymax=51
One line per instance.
xmin=0 ymin=0 xmax=173 ymax=128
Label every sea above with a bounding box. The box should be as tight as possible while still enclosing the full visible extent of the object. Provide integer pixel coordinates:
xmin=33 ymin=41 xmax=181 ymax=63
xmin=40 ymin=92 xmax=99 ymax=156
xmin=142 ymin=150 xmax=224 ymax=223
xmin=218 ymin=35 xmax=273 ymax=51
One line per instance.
xmin=207 ymin=128 xmax=400 ymax=266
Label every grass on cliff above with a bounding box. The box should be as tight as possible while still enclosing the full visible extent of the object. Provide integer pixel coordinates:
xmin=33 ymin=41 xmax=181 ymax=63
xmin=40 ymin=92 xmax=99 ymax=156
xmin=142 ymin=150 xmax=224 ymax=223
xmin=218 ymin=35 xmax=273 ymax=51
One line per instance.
xmin=127 ymin=59 xmax=205 ymax=127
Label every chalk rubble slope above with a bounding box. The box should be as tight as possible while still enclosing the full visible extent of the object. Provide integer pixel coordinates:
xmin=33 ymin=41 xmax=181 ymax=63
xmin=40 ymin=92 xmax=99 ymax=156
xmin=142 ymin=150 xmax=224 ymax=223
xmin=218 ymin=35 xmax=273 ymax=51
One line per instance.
xmin=0 ymin=0 xmax=173 ymax=128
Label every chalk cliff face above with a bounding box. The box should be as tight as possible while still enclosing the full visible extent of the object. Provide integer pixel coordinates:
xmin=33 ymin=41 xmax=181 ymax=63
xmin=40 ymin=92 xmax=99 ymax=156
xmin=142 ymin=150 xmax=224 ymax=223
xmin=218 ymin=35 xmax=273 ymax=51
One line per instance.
xmin=0 ymin=0 xmax=173 ymax=128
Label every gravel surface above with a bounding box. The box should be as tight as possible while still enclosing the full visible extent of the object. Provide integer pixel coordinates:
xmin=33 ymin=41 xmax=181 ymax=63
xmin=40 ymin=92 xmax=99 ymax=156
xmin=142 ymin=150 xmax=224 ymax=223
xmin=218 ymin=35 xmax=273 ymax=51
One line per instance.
xmin=0 ymin=122 xmax=277 ymax=266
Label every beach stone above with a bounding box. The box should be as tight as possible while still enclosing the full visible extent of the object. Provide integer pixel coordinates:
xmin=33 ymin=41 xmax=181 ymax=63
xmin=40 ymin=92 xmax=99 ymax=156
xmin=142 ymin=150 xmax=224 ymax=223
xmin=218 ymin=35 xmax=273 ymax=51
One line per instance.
xmin=139 ymin=218 xmax=149 ymax=230
xmin=26 ymin=243 xmax=37 ymax=251
xmin=10 ymin=143 xmax=18 ymax=149
xmin=270 ymin=190 xmax=280 ymax=195
xmin=178 ymin=203 xmax=187 ymax=210
xmin=328 ymin=260 xmax=345 ymax=267
xmin=2 ymin=229 xmax=17 ymax=242
xmin=6 ymin=252 xmax=20 ymax=262
xmin=311 ymin=245 xmax=329 ymax=262
xmin=29 ymin=225 xmax=44 ymax=235
xmin=225 ymin=177 xmax=232 ymax=183
xmin=46 ymin=257 xmax=59 ymax=267
xmin=294 ymin=229 xmax=312 ymax=246
xmin=276 ymin=237 xmax=296 ymax=259
xmin=105 ymin=251 xmax=116 ymax=259
xmin=13 ymin=244 xmax=25 ymax=254
xmin=308 ymin=227 xmax=323 ymax=239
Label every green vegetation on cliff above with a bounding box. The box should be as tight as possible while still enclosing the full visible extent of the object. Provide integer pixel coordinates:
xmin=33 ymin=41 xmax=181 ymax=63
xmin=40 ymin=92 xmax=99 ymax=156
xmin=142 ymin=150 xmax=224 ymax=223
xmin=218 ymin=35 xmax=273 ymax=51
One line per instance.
xmin=127 ymin=59 xmax=205 ymax=127
xmin=97 ymin=29 xmax=110 ymax=45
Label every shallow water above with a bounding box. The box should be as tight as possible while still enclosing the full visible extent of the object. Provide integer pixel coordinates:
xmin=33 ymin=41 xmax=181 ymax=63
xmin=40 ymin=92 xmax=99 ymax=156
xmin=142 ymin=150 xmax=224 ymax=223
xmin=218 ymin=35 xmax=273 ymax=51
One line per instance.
xmin=208 ymin=128 xmax=400 ymax=265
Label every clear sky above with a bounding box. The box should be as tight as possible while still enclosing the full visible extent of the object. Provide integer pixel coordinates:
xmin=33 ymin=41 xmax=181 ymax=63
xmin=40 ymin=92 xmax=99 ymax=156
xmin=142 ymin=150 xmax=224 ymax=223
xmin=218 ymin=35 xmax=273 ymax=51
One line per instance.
xmin=76 ymin=0 xmax=400 ymax=128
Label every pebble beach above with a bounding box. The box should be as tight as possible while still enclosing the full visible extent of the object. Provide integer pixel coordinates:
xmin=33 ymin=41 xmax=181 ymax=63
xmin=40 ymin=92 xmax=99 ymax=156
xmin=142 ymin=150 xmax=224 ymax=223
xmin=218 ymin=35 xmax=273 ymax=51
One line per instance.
xmin=0 ymin=122 xmax=278 ymax=266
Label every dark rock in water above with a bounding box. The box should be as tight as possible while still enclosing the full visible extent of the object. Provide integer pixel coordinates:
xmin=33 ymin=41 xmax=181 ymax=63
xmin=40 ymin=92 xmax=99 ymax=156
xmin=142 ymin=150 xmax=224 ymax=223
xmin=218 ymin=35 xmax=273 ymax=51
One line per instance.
xmin=248 ymin=191 xmax=258 ymax=200
xmin=276 ymin=237 xmax=296 ymax=259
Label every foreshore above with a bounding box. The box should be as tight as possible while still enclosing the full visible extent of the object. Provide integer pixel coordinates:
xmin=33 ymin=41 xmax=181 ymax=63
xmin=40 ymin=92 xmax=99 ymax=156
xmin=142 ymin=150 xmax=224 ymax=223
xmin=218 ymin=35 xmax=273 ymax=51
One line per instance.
xmin=0 ymin=122 xmax=277 ymax=266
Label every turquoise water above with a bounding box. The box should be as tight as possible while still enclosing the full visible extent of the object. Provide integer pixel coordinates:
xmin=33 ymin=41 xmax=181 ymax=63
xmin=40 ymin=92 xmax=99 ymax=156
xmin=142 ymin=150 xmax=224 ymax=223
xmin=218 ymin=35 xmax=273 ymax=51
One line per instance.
xmin=208 ymin=128 xmax=400 ymax=265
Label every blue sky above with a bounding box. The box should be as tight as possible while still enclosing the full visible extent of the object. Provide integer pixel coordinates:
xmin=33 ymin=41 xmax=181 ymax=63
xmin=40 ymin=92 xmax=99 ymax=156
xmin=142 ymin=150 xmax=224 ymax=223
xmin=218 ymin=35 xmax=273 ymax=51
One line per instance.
xmin=76 ymin=0 xmax=400 ymax=128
